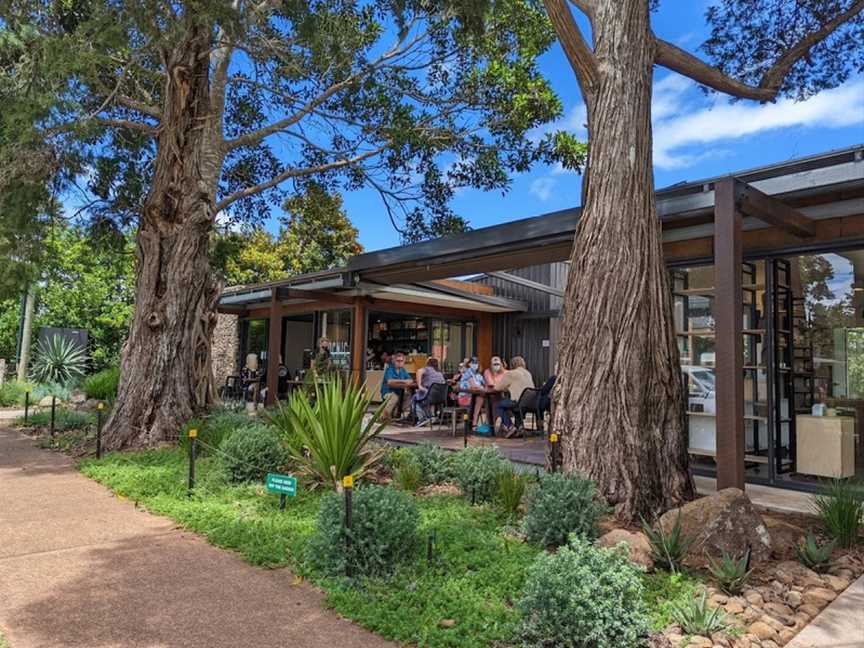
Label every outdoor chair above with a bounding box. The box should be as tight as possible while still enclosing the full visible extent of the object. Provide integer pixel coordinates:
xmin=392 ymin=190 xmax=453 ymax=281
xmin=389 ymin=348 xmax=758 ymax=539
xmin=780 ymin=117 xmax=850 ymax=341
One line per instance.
xmin=219 ymin=375 xmax=243 ymax=402
xmin=514 ymin=387 xmax=543 ymax=435
xmin=420 ymin=382 xmax=449 ymax=430
xmin=440 ymin=404 xmax=469 ymax=436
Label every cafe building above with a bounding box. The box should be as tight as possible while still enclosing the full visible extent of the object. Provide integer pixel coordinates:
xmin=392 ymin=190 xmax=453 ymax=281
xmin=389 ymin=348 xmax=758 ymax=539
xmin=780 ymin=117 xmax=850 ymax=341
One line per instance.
xmin=215 ymin=145 xmax=864 ymax=495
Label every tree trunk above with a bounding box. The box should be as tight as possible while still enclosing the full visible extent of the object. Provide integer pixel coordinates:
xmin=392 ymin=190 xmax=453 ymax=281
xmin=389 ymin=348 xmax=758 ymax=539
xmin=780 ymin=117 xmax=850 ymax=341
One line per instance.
xmin=551 ymin=0 xmax=694 ymax=521
xmin=105 ymin=26 xmax=223 ymax=448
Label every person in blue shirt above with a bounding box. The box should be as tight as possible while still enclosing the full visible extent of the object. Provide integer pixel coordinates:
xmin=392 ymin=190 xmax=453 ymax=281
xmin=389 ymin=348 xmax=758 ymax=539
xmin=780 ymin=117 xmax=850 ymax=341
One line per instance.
xmin=381 ymin=352 xmax=414 ymax=420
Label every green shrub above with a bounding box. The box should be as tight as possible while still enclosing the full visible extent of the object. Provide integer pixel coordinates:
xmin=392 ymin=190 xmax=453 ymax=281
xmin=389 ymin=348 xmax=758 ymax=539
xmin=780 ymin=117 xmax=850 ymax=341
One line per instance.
xmin=643 ymin=512 xmax=694 ymax=573
xmin=796 ymin=532 xmax=835 ymax=573
xmin=83 ymin=367 xmax=120 ymax=401
xmin=451 ymin=445 xmax=509 ymax=502
xmin=0 ymin=380 xmax=31 ymax=407
xmin=708 ymin=550 xmax=752 ymax=595
xmin=17 ymin=408 xmax=93 ymax=432
xmin=308 ymin=485 xmax=419 ymax=578
xmin=515 ymin=535 xmax=649 ymax=648
xmin=813 ymin=478 xmax=863 ymax=548
xmin=31 ymin=382 xmax=73 ymax=403
xmin=266 ymin=378 xmax=385 ymax=488
xmin=496 ymin=467 xmax=528 ymax=520
xmin=219 ymin=425 xmax=288 ymax=483
xmin=179 ymin=410 xmax=253 ymax=456
xmin=671 ymin=592 xmax=731 ymax=635
xmin=642 ymin=571 xmax=703 ymax=631
xmin=30 ymin=335 xmax=88 ymax=384
xmin=407 ymin=442 xmax=454 ymax=483
xmin=522 ymin=472 xmax=608 ymax=548
xmin=393 ymin=458 xmax=424 ymax=492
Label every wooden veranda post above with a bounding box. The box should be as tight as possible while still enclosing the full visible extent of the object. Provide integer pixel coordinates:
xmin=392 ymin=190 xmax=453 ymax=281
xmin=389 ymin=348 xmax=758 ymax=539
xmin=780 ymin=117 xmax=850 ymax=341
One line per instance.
xmin=351 ymin=299 xmax=366 ymax=384
xmin=714 ymin=177 xmax=745 ymax=490
xmin=265 ymin=290 xmax=281 ymax=406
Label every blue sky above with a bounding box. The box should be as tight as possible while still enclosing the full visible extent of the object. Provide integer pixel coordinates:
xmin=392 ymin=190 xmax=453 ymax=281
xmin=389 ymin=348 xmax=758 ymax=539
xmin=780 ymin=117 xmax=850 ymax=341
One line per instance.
xmin=340 ymin=2 xmax=864 ymax=253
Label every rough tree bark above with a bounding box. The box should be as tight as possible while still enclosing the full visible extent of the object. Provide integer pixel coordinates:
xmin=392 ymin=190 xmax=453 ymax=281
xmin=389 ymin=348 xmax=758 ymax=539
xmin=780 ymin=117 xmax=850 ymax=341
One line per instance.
xmin=105 ymin=25 xmax=224 ymax=448
xmin=547 ymin=0 xmax=694 ymax=521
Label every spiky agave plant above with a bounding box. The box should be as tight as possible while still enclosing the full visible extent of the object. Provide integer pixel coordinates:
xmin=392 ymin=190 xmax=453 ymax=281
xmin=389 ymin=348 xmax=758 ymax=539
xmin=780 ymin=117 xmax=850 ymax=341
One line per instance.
xmin=30 ymin=335 xmax=87 ymax=385
xmin=269 ymin=376 xmax=386 ymax=489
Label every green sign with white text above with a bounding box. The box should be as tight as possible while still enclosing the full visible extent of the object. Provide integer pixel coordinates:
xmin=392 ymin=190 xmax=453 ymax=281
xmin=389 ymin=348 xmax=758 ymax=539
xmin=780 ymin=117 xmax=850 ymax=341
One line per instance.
xmin=266 ymin=473 xmax=298 ymax=496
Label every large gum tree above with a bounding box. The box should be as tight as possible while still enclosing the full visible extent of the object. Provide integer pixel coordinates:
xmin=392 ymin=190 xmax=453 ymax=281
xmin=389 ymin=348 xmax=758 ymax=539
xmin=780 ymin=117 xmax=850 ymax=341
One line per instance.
xmin=543 ymin=0 xmax=864 ymax=521
xmin=1 ymin=0 xmax=581 ymax=448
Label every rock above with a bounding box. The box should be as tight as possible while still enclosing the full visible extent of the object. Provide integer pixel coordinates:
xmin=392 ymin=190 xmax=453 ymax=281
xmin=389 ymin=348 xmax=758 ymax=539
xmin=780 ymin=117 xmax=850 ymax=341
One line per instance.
xmin=749 ymin=621 xmax=778 ymax=641
xmin=657 ymin=489 xmax=772 ymax=566
xmin=70 ymin=391 xmax=86 ymax=404
xmin=741 ymin=606 xmax=762 ymax=624
xmin=688 ymin=637 xmax=712 ymax=648
xmin=595 ymin=529 xmax=654 ymax=569
xmin=763 ymin=641 xmax=780 ymax=648
xmin=797 ymin=604 xmax=821 ymax=618
xmin=777 ymin=628 xmax=796 ymax=645
xmin=725 ymin=600 xmax=745 ymax=614
xmin=763 ymin=602 xmax=796 ymax=626
xmin=438 ymin=619 xmax=456 ymax=629
xmin=829 ymin=567 xmax=855 ymax=580
xmin=38 ymin=395 xmax=55 ymax=407
xmin=708 ymin=593 xmax=729 ymax=607
xmin=785 ymin=590 xmax=802 ymax=607
xmin=822 ymin=574 xmax=850 ymax=592
xmin=802 ymin=587 xmax=836 ymax=607
xmin=744 ymin=590 xmax=765 ymax=606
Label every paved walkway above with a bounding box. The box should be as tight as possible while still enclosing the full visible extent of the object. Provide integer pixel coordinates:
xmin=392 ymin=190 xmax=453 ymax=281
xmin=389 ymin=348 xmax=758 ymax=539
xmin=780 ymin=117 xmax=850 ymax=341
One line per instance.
xmin=787 ymin=574 xmax=864 ymax=648
xmin=0 ymin=426 xmax=395 ymax=648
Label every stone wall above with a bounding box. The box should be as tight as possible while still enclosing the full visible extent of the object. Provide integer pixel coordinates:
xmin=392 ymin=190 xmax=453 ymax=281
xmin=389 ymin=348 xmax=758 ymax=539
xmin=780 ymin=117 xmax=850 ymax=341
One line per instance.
xmin=212 ymin=313 xmax=239 ymax=389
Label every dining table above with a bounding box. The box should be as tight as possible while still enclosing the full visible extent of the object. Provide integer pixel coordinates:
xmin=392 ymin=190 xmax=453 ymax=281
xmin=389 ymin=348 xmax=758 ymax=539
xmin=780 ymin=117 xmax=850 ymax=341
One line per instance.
xmin=462 ymin=385 xmax=501 ymax=436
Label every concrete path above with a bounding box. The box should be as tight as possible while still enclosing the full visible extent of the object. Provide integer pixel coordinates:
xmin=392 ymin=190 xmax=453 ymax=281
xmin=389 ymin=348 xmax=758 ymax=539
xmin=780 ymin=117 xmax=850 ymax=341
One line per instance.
xmin=0 ymin=426 xmax=395 ymax=648
xmin=786 ymin=574 xmax=864 ymax=648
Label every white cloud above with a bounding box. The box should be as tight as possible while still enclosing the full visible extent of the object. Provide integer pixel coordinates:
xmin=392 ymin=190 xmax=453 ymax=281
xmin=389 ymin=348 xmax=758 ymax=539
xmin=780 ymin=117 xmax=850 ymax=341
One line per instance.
xmin=529 ymin=177 xmax=557 ymax=202
xmin=527 ymin=103 xmax=588 ymax=143
xmin=652 ymin=75 xmax=864 ymax=170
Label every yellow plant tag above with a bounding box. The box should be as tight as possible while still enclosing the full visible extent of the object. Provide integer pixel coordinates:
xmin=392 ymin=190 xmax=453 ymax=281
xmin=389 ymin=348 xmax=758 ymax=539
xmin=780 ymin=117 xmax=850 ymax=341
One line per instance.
xmin=549 ymin=433 xmax=558 ymax=443
xmin=342 ymin=475 xmax=354 ymax=489
xmin=188 ymin=428 xmax=198 ymax=438
xmin=97 ymin=402 xmax=105 ymax=411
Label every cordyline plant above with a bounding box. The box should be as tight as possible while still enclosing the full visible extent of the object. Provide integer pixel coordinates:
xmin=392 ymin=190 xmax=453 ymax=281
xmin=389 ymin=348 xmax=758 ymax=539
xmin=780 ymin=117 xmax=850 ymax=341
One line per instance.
xmin=266 ymin=377 xmax=386 ymax=489
xmin=1 ymin=0 xmax=583 ymax=450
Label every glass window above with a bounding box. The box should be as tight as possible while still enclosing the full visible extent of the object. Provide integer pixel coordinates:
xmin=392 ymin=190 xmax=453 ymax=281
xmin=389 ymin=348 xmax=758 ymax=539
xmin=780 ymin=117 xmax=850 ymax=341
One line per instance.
xmin=318 ymin=309 xmax=352 ymax=371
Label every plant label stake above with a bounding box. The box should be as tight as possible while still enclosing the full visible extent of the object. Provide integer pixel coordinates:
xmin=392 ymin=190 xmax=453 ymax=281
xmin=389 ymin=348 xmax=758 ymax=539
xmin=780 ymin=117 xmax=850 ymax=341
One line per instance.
xmin=96 ymin=402 xmax=104 ymax=459
xmin=463 ymin=413 xmax=469 ymax=448
xmin=50 ymin=396 xmax=56 ymax=438
xmin=343 ymin=474 xmax=354 ymax=578
xmin=427 ymin=529 xmax=436 ymax=564
xmin=187 ymin=429 xmax=197 ymax=498
xmin=24 ymin=391 xmax=29 ymax=425
xmin=549 ymin=433 xmax=558 ymax=473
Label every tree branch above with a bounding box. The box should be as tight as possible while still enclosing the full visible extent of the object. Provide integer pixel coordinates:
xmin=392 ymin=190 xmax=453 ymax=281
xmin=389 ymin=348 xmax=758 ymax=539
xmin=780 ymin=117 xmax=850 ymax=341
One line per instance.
xmin=116 ymin=95 xmax=162 ymax=119
xmin=654 ymin=0 xmax=864 ymax=102
xmin=214 ymin=144 xmax=389 ymax=212
xmin=544 ymin=0 xmax=598 ymax=99
xmin=91 ymin=118 xmax=157 ymax=135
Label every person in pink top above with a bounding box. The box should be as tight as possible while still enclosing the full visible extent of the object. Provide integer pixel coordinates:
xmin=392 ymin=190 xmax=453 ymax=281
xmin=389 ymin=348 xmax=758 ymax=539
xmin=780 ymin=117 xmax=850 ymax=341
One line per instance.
xmin=481 ymin=356 xmax=506 ymax=426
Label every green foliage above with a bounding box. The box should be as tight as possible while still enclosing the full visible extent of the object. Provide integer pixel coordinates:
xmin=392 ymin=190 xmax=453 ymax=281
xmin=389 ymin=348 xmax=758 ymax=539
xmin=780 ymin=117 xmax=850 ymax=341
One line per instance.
xmin=265 ymin=378 xmax=385 ymax=488
xmin=641 ymin=571 xmax=704 ymax=631
xmin=495 ymin=467 xmax=528 ymax=520
xmin=522 ymin=471 xmax=608 ymax=548
xmin=450 ymin=445 xmax=509 ymax=502
xmin=671 ymin=592 xmax=731 ymax=636
xmin=31 ymin=381 xmax=73 ymax=403
xmin=308 ymin=485 xmax=419 ymax=578
xmin=644 ymin=513 xmax=694 ymax=573
xmin=17 ymin=407 xmax=92 ymax=432
xmin=796 ymin=532 xmax=835 ymax=573
xmin=515 ymin=535 xmax=649 ymax=648
xmin=83 ymin=366 xmax=120 ymax=401
xmin=392 ymin=458 xmax=424 ymax=492
xmin=220 ymin=426 xmax=288 ymax=483
xmin=0 ymin=379 xmax=31 ymax=406
xmin=708 ymin=550 xmax=752 ymax=595
xmin=405 ymin=441 xmax=454 ymax=484
xmin=813 ymin=478 xmax=863 ymax=548
xmin=30 ymin=335 xmax=87 ymax=384
xmin=179 ymin=410 xmax=259 ymax=456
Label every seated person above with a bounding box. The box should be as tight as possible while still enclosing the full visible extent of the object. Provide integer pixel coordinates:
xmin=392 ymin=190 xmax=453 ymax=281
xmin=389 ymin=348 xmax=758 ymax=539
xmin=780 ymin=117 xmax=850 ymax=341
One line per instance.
xmin=412 ymin=357 xmax=446 ymax=425
xmin=493 ymin=356 xmax=535 ymax=437
xmin=458 ymin=357 xmax=486 ymax=426
xmin=538 ymin=374 xmax=556 ymax=421
xmin=380 ymin=352 xmax=413 ymax=420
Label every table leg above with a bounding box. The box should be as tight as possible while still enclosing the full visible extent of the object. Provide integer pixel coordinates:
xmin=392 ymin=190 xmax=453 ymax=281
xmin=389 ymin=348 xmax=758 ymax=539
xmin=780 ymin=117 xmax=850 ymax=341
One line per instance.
xmin=487 ymin=396 xmax=495 ymax=437
xmin=467 ymin=394 xmax=477 ymax=435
